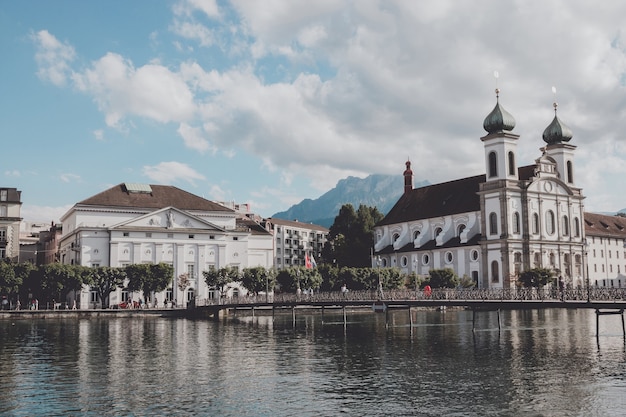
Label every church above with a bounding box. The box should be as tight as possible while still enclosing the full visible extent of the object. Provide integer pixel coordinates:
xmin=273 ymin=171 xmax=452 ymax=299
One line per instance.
xmin=373 ymin=88 xmax=589 ymax=289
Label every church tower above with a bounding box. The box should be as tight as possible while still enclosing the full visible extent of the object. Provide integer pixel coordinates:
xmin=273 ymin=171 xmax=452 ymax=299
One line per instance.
xmin=403 ymin=159 xmax=413 ymax=194
xmin=541 ymin=99 xmax=577 ymax=187
xmin=481 ymin=88 xmax=519 ymax=181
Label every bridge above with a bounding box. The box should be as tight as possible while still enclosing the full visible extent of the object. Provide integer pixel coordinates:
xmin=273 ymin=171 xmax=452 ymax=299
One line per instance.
xmin=190 ymin=287 xmax=626 ymax=336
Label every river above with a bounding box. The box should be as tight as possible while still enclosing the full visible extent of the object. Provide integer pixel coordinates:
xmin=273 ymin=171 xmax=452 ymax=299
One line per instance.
xmin=1 ymin=308 xmax=625 ymax=416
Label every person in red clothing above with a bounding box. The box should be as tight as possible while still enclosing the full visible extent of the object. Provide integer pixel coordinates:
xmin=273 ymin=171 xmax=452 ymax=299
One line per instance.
xmin=424 ymin=285 xmax=432 ymax=298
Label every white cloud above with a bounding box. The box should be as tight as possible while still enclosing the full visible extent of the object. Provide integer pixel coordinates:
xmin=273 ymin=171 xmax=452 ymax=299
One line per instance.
xmin=4 ymin=170 xmax=21 ymax=177
xmin=60 ymin=173 xmax=81 ymax=183
xmin=173 ymin=0 xmax=220 ymax=19
xmin=177 ymin=122 xmax=213 ymax=153
xmin=93 ymin=130 xmax=104 ymax=141
xmin=72 ymin=53 xmax=196 ymax=128
xmin=142 ymin=161 xmax=206 ymax=185
xmin=21 ymin=204 xmax=73 ymax=224
xmin=31 ymin=30 xmax=76 ymax=86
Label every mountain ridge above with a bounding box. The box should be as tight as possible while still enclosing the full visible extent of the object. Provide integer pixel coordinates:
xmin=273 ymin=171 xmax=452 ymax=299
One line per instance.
xmin=271 ymin=174 xmax=429 ymax=228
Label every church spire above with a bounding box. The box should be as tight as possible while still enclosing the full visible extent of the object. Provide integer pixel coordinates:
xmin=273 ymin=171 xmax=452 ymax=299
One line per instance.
xmin=403 ymin=159 xmax=413 ymax=194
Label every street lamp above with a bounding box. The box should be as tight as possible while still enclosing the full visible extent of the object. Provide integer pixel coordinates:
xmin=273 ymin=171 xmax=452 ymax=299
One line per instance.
xmin=583 ymin=238 xmax=590 ymax=303
xmin=376 ymin=255 xmax=383 ymax=300
xmin=413 ymin=257 xmax=418 ymax=297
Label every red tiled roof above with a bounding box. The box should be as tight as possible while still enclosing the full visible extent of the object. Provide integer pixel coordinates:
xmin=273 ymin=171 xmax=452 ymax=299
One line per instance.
xmin=76 ymin=183 xmax=233 ymax=212
xmin=378 ymin=174 xmax=485 ymax=226
xmin=584 ymin=212 xmax=626 ymax=238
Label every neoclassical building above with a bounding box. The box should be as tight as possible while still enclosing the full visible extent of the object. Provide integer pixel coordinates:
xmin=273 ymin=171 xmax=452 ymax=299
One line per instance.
xmin=0 ymin=187 xmax=22 ymax=262
xmin=58 ymin=183 xmax=273 ymax=308
xmin=373 ymin=90 xmax=590 ymax=289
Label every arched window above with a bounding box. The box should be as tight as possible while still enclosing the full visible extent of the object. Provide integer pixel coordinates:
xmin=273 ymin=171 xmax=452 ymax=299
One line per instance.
xmin=566 ymin=160 xmax=573 ymax=183
xmin=574 ymin=217 xmax=580 ymax=237
xmin=488 ymin=152 xmax=498 ymax=177
xmin=491 ymin=261 xmax=499 ymax=283
xmin=562 ymin=215 xmax=569 ymax=236
xmin=401 ymin=256 xmax=408 ymax=267
xmin=413 ymin=230 xmax=421 ymax=240
xmin=532 ymin=213 xmax=540 ymax=235
xmin=470 ymin=250 xmax=479 ymax=261
xmin=457 ymin=224 xmax=466 ymax=236
xmin=434 ymin=227 xmax=443 ymax=238
xmin=392 ymin=232 xmax=400 ymax=242
xmin=508 ymin=151 xmax=515 ymax=176
xmin=489 ymin=212 xmax=498 ymax=236
xmin=513 ymin=212 xmax=521 ymax=234
xmin=546 ymin=210 xmax=555 ymax=235
xmin=422 ymin=254 xmax=430 ymax=265
xmin=533 ymin=252 xmax=541 ymax=268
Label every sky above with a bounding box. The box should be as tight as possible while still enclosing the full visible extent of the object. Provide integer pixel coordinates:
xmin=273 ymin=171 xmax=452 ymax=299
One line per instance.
xmin=1 ymin=0 xmax=625 ymax=225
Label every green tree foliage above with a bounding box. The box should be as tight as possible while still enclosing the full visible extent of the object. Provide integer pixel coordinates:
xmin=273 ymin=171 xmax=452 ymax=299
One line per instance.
xmin=203 ymin=266 xmax=238 ymax=297
xmin=241 ymin=267 xmax=276 ymax=294
xmin=322 ymin=204 xmax=384 ymax=267
xmin=125 ymin=263 xmax=174 ymax=302
xmin=317 ymin=264 xmax=339 ymax=291
xmin=426 ymin=268 xmax=460 ymax=289
xmin=91 ymin=266 xmax=126 ymax=308
xmin=518 ymin=268 xmax=555 ymax=288
xmin=0 ymin=260 xmax=19 ymax=295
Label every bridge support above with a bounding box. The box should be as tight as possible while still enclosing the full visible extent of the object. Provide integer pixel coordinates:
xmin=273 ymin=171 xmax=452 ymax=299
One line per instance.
xmin=408 ymin=307 xmax=413 ymax=327
xmin=472 ymin=309 xmax=501 ymax=332
xmin=595 ymin=308 xmax=625 ymax=343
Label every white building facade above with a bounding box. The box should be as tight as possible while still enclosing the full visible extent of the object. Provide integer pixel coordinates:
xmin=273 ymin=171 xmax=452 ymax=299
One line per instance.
xmin=0 ymin=187 xmax=22 ymax=262
xmin=264 ymin=218 xmax=328 ymax=269
xmin=374 ymin=91 xmax=591 ymax=289
xmin=59 ymin=183 xmax=273 ymax=308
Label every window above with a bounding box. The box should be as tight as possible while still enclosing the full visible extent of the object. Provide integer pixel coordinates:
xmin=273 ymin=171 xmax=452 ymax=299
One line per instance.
xmin=0 ymin=190 xmax=6 ymax=201
xmin=392 ymin=233 xmax=400 ymax=242
xmin=187 ymin=264 xmax=195 ymax=279
xmin=574 ymin=217 xmax=580 ymax=237
xmin=508 ymin=151 xmax=515 ymax=176
xmin=146 ymin=232 xmax=152 ymax=238
xmin=489 ymin=213 xmax=498 ymax=236
xmin=233 ymin=237 xmax=238 ymax=241
xmin=471 ymin=250 xmax=479 ymax=261
xmin=123 ymin=232 xmax=129 ymax=237
xmin=546 ymin=210 xmax=555 ymax=235
xmin=413 ymin=230 xmax=421 ymax=240
xmin=513 ymin=212 xmax=520 ymax=234
xmin=533 ymin=213 xmax=540 ymax=234
xmin=445 ymin=252 xmax=453 ymax=264
xmin=491 ymin=261 xmax=499 ymax=283
xmin=0 ymin=206 xmax=7 ymax=217
xmin=457 ymin=224 xmax=466 ymax=236
xmin=422 ymin=254 xmax=430 ymax=265
xmin=189 ymin=234 xmax=195 ymax=239
xmin=90 ymin=291 xmax=99 ymax=303
xmin=401 ymin=256 xmax=408 ymax=267
xmin=566 ymin=160 xmax=573 ymax=183
xmin=562 ymin=215 xmax=569 ymax=236
xmin=488 ymin=152 xmax=497 ymax=177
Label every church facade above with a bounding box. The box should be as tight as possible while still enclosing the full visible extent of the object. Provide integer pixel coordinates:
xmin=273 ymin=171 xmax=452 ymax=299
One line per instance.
xmin=373 ymin=90 xmax=589 ymax=289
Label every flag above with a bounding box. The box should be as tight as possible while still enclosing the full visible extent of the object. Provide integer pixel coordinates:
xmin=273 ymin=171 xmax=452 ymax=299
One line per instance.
xmin=305 ymin=253 xmax=312 ymax=269
xmin=310 ymin=253 xmax=317 ymax=268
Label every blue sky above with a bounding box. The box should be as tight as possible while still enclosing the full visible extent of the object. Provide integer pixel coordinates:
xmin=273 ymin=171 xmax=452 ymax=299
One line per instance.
xmin=1 ymin=1 xmax=625 ymax=224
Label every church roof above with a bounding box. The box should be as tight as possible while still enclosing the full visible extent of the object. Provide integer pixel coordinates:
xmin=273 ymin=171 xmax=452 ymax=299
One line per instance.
xmin=76 ymin=183 xmax=233 ymax=212
xmin=584 ymin=212 xmax=626 ymax=238
xmin=378 ymin=174 xmax=485 ymax=226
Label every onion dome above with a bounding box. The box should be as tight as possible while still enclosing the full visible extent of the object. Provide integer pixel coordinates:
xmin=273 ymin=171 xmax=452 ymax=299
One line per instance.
xmin=542 ymin=102 xmax=573 ymax=144
xmin=483 ymin=88 xmax=516 ymax=134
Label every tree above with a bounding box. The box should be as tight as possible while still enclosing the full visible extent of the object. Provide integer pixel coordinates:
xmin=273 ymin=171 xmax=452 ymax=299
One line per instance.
xmin=0 ymin=260 xmax=19 ymax=296
xmin=241 ymin=267 xmax=276 ymax=294
xmin=519 ymin=268 xmax=555 ymax=288
xmin=427 ymin=268 xmax=459 ymax=289
xmin=322 ymin=204 xmax=384 ymax=267
xmin=91 ymin=266 xmax=126 ymax=308
xmin=178 ymin=273 xmax=190 ymax=294
xmin=203 ymin=267 xmax=236 ymax=298
xmin=125 ymin=263 xmax=174 ymax=303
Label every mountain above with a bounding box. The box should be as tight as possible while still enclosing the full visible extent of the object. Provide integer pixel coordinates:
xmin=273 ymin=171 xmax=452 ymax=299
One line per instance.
xmin=271 ymin=174 xmax=430 ymax=228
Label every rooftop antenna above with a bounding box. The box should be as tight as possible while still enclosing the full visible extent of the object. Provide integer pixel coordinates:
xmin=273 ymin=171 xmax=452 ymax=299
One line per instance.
xmin=551 ymin=86 xmax=558 ymax=114
xmin=493 ymin=70 xmax=500 ymax=98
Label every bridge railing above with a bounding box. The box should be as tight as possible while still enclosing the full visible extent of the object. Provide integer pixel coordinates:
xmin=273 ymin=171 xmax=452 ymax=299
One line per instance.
xmin=193 ymin=287 xmax=626 ymax=308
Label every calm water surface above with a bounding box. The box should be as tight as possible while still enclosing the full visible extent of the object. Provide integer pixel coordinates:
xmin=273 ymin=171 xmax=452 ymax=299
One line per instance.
xmin=1 ymin=308 xmax=625 ymax=416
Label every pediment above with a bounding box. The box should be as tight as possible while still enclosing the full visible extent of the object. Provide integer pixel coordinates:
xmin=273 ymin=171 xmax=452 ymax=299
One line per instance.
xmin=111 ymin=207 xmax=225 ymax=231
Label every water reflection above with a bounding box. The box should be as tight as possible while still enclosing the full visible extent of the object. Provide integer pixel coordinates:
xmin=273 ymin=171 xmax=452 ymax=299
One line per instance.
xmin=1 ymin=308 xmax=625 ymax=416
